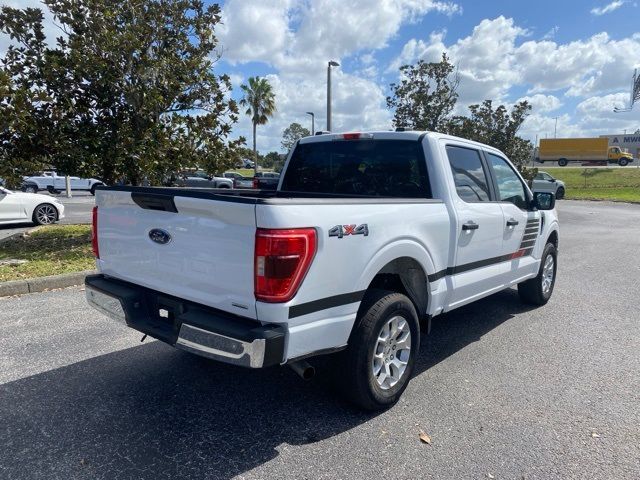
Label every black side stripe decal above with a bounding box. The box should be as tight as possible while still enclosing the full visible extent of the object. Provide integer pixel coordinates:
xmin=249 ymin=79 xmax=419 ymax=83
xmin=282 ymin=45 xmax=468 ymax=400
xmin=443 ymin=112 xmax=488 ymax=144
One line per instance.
xmin=289 ymin=290 xmax=366 ymax=319
xmin=289 ymin=244 xmax=537 ymax=318
xmin=427 ymin=248 xmax=533 ymax=282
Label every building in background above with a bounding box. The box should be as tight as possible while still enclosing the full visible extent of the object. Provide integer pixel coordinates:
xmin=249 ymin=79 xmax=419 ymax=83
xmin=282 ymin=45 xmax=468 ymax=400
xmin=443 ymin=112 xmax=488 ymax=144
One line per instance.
xmin=599 ymin=132 xmax=640 ymax=159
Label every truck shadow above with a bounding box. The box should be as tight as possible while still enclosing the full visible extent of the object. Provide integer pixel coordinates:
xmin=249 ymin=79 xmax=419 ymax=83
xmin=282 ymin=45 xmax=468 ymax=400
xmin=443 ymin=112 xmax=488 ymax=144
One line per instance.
xmin=0 ymin=289 xmax=531 ymax=479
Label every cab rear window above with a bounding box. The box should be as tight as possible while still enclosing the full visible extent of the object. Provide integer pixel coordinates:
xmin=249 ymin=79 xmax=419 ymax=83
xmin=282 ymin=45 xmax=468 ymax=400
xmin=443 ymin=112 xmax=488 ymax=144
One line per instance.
xmin=280 ymin=140 xmax=430 ymax=198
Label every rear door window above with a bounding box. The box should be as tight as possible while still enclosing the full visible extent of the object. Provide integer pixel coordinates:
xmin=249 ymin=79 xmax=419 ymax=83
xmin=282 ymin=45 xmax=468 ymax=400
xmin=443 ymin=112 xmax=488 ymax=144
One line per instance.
xmin=281 ymin=139 xmax=430 ymax=198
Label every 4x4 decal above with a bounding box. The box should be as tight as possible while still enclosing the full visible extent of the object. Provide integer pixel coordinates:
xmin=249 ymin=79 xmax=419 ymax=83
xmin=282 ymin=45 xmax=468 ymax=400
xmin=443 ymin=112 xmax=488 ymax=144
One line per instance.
xmin=329 ymin=224 xmax=369 ymax=238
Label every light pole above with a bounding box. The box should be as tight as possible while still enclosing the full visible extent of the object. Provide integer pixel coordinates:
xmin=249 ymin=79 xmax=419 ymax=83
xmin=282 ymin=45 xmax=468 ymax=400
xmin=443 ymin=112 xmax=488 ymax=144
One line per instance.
xmin=306 ymin=111 xmax=315 ymax=135
xmin=553 ymin=116 xmax=558 ymax=138
xmin=327 ymin=60 xmax=339 ymax=131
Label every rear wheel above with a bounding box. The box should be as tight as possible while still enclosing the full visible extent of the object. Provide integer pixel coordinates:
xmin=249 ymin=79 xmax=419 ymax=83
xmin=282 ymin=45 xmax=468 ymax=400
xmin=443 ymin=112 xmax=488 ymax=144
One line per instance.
xmin=618 ymin=158 xmax=629 ymax=167
xmin=338 ymin=290 xmax=420 ymax=411
xmin=558 ymin=158 xmax=568 ymax=167
xmin=518 ymin=242 xmax=557 ymax=305
xmin=32 ymin=203 xmax=58 ymax=225
xmin=556 ymin=186 xmax=565 ymax=199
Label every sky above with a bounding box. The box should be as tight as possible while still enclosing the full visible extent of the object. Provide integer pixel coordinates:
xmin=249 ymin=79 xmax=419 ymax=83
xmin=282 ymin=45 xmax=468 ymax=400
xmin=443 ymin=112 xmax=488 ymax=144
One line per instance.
xmin=3 ymin=0 xmax=640 ymax=154
xmin=214 ymin=0 xmax=640 ymax=152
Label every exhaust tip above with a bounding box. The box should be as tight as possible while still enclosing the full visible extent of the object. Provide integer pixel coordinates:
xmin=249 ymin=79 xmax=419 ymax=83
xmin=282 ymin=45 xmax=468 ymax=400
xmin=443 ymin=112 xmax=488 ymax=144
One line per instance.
xmin=289 ymin=360 xmax=315 ymax=380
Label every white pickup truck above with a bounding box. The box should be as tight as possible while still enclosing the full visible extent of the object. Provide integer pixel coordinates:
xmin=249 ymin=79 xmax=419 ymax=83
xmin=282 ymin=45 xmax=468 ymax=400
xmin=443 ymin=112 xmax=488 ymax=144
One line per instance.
xmin=22 ymin=171 xmax=105 ymax=195
xmin=85 ymin=131 xmax=559 ymax=410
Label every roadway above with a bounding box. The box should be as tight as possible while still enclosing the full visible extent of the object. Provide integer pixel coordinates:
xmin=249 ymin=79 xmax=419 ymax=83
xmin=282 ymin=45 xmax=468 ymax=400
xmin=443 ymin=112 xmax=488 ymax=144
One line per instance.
xmin=0 ymin=200 xmax=638 ymax=479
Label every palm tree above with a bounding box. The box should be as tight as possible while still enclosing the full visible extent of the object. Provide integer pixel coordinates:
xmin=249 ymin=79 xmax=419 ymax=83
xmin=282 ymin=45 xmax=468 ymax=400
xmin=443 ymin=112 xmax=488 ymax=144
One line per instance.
xmin=240 ymin=77 xmax=276 ymax=175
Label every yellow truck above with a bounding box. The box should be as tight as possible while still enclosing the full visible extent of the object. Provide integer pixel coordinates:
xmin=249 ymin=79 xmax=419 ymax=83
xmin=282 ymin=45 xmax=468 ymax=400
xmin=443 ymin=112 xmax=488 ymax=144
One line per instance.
xmin=537 ymin=138 xmax=634 ymax=167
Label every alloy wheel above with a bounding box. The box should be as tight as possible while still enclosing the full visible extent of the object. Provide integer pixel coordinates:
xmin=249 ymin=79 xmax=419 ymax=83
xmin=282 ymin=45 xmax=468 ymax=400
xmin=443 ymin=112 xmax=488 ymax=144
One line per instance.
xmin=35 ymin=205 xmax=57 ymax=224
xmin=541 ymin=254 xmax=555 ymax=294
xmin=371 ymin=315 xmax=412 ymax=390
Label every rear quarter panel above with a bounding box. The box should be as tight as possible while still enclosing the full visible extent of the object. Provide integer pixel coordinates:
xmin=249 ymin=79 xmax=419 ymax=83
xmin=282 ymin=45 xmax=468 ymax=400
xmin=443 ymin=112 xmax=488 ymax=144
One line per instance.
xmin=255 ymin=200 xmax=451 ymax=359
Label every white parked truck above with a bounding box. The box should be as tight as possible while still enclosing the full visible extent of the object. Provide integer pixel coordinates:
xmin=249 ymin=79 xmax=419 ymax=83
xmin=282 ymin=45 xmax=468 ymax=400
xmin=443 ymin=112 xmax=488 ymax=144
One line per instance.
xmin=22 ymin=171 xmax=105 ymax=195
xmin=85 ymin=131 xmax=559 ymax=410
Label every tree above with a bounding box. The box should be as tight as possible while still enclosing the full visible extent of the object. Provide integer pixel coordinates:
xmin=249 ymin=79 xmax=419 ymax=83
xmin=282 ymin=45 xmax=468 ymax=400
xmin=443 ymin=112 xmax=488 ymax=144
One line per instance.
xmin=387 ymin=53 xmax=459 ymax=132
xmin=263 ymin=151 xmax=285 ymax=172
xmin=0 ymin=7 xmax=54 ymax=187
xmin=281 ymin=122 xmax=310 ymax=151
xmin=240 ymin=76 xmax=276 ymax=174
xmin=0 ymin=0 xmax=240 ymax=186
xmin=446 ymin=100 xmax=536 ymax=180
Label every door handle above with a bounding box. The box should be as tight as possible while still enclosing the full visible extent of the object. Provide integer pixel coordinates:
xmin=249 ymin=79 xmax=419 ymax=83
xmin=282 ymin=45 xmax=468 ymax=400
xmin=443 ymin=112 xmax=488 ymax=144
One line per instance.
xmin=506 ymin=218 xmax=519 ymax=227
xmin=462 ymin=221 xmax=479 ymax=231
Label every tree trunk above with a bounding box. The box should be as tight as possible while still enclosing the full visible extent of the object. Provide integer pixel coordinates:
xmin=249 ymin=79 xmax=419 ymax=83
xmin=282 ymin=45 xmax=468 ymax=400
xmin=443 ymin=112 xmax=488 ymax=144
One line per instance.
xmin=253 ymin=121 xmax=258 ymax=176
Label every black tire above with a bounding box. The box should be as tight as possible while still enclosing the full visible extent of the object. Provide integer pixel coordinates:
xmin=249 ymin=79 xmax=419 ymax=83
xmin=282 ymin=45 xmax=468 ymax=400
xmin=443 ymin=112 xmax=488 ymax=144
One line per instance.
xmin=558 ymin=158 xmax=568 ymax=167
xmin=518 ymin=242 xmax=557 ymax=306
xmin=338 ymin=290 xmax=420 ymax=411
xmin=23 ymin=184 xmax=38 ymax=194
xmin=618 ymin=158 xmax=629 ymax=167
xmin=90 ymin=183 xmax=102 ymax=195
xmin=32 ymin=203 xmax=59 ymax=225
xmin=556 ymin=186 xmax=565 ymax=199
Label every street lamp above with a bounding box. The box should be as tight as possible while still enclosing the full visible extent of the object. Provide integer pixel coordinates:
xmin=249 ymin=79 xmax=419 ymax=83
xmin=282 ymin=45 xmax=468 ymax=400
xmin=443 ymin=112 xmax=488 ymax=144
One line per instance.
xmin=306 ymin=111 xmax=315 ymax=135
xmin=327 ymin=60 xmax=340 ymax=131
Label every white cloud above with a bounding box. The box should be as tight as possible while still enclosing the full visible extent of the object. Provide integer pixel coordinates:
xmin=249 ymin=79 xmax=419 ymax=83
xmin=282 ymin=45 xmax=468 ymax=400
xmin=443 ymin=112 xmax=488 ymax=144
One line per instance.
xmin=517 ymin=94 xmax=562 ymax=113
xmin=220 ymin=0 xmax=461 ymax=74
xmin=220 ymin=0 xmax=461 ymax=151
xmin=392 ymin=18 xmax=640 ymax=104
xmin=590 ymin=1 xmax=625 ymax=15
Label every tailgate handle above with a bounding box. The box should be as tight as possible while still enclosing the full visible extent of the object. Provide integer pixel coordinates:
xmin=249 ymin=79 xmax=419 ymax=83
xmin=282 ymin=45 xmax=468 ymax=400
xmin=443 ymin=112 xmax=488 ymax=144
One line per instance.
xmin=131 ymin=193 xmax=178 ymax=213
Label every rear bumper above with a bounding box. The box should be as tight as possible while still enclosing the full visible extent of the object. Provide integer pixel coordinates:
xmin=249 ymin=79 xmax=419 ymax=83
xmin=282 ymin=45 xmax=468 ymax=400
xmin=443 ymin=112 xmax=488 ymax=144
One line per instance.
xmin=85 ymin=274 xmax=285 ymax=368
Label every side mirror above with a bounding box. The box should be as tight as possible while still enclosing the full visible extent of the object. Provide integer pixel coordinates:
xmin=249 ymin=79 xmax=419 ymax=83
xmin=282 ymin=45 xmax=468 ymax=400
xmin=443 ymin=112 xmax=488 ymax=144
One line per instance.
xmin=533 ymin=191 xmax=555 ymax=210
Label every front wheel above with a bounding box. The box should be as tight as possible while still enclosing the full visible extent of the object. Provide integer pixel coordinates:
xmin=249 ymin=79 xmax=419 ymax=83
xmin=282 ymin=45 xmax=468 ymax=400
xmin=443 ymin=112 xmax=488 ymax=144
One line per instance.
xmin=556 ymin=186 xmax=565 ymax=199
xmin=518 ymin=242 xmax=557 ymax=305
xmin=338 ymin=290 xmax=420 ymax=411
xmin=558 ymin=158 xmax=568 ymax=167
xmin=23 ymin=184 xmax=38 ymax=194
xmin=32 ymin=203 xmax=59 ymax=225
xmin=618 ymin=158 xmax=629 ymax=167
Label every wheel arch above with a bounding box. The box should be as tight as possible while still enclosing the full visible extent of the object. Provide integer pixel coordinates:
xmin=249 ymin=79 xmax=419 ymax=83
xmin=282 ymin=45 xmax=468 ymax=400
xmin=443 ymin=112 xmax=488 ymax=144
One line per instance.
xmin=547 ymin=229 xmax=559 ymax=249
xmin=357 ymin=257 xmax=430 ymax=325
xmin=355 ymin=240 xmax=439 ymax=332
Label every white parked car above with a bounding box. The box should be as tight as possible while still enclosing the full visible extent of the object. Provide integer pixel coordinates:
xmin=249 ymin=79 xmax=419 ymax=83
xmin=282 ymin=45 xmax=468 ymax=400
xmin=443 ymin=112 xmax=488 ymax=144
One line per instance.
xmin=532 ymin=171 xmax=565 ymax=199
xmin=22 ymin=171 xmax=105 ymax=195
xmin=86 ymin=130 xmax=559 ymax=410
xmin=0 ymin=186 xmax=65 ymax=225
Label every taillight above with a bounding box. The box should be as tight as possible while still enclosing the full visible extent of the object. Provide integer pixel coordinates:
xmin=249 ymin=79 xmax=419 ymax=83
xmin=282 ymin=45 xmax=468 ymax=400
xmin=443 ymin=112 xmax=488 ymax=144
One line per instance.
xmin=253 ymin=177 xmax=258 ymax=189
xmin=255 ymin=228 xmax=317 ymax=302
xmin=91 ymin=206 xmax=100 ymax=258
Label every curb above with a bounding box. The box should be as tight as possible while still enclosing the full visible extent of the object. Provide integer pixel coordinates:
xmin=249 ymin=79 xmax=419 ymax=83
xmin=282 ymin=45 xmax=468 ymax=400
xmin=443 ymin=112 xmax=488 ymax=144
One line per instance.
xmin=0 ymin=270 xmax=96 ymax=297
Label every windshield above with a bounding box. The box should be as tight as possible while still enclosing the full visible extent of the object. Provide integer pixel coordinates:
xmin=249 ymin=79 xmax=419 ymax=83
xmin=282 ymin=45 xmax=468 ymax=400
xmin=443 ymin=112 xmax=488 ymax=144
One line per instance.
xmin=281 ymin=139 xmax=430 ymax=197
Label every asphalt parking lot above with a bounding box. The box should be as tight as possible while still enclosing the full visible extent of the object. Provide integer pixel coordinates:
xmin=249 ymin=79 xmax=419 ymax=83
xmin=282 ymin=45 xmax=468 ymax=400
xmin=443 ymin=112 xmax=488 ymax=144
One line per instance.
xmin=0 ymin=200 xmax=638 ymax=479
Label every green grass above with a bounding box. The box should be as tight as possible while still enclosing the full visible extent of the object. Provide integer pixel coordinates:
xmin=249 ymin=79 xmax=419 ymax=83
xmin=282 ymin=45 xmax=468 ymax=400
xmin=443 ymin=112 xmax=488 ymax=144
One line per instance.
xmin=0 ymin=225 xmax=94 ymax=282
xmin=541 ymin=167 xmax=640 ymax=202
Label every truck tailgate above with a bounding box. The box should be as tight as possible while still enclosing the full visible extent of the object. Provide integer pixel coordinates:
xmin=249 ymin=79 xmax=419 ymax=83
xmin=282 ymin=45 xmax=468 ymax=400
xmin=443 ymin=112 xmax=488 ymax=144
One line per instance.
xmin=95 ymin=188 xmax=258 ymax=319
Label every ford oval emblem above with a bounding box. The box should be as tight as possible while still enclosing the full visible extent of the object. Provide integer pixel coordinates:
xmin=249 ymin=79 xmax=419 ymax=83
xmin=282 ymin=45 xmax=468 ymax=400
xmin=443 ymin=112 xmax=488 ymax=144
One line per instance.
xmin=149 ymin=228 xmax=172 ymax=245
